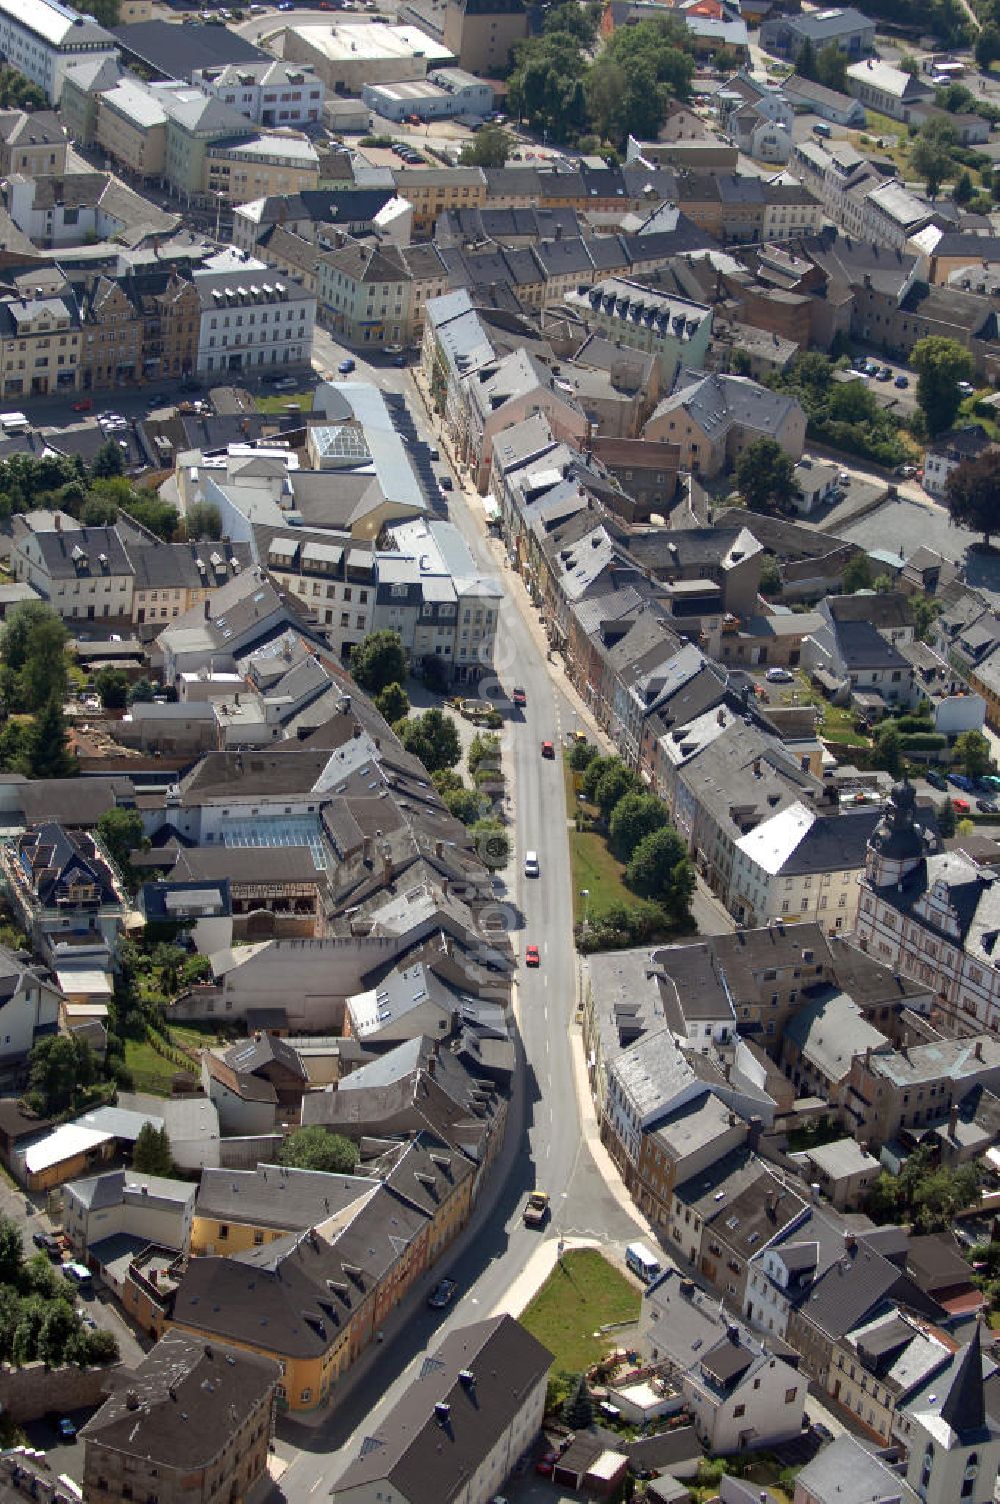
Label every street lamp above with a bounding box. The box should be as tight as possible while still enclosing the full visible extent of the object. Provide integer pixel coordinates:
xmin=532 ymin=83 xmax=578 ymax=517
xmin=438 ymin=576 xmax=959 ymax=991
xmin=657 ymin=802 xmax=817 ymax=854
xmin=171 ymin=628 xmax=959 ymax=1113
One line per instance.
xmin=580 ymin=888 xmax=590 ymax=935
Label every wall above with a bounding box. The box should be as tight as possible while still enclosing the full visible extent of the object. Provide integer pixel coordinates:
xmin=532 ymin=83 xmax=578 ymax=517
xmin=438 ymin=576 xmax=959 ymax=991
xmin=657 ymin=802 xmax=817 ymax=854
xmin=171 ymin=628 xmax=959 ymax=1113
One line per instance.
xmin=0 ymin=1360 xmax=123 ymax=1422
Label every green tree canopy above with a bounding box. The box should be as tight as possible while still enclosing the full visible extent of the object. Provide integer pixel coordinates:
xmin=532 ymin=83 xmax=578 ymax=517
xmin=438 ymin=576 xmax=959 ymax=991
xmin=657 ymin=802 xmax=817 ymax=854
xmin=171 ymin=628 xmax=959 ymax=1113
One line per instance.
xmin=956 ymin=729 xmax=992 ymax=780
xmin=570 ymin=739 xmax=599 ymax=772
xmin=608 ymin=792 xmax=668 ymax=861
xmin=842 ymin=554 xmax=874 ymax=594
xmin=0 ymin=67 xmax=46 ymax=110
xmin=459 ymin=126 xmax=514 ymax=168
xmin=351 ymin=630 xmax=407 ymax=695
xmin=945 ymin=449 xmax=1000 ymax=546
xmin=443 ymin=785 xmax=485 ymax=825
xmin=814 ymin=40 xmax=848 ymax=91
xmin=468 ymin=731 xmax=501 ymax=777
xmin=594 ymin=761 xmax=640 ymax=819
xmin=128 ymin=677 xmax=156 ymax=704
xmin=398 ymin=708 xmax=461 ymax=772
xmin=185 ymin=502 xmax=223 ymax=541
xmin=375 ymin=681 xmax=410 ymax=724
xmin=544 ymin=0 xmax=600 ymax=44
xmin=93 ymin=667 xmax=129 ymax=710
xmin=937 ymin=795 xmax=957 ymax=838
xmin=27 ymin=1035 xmax=96 ymax=1116
xmin=759 ymin=554 xmax=782 ymax=596
xmin=27 ymin=698 xmax=75 ymax=780
xmin=133 ymin=1123 xmax=173 ymax=1176
xmin=0 ymin=601 xmax=68 ymax=713
xmin=912 ymin=117 xmax=958 ymax=198
xmin=280 ymin=1125 xmax=358 ymax=1175
xmin=91 ymin=440 xmax=125 ymax=480
xmin=97 ymin=807 xmax=147 ymax=886
xmin=735 ymin=436 xmax=801 ymax=514
xmin=472 ymin=819 xmax=510 ymax=868
xmin=625 ymin=825 xmax=694 ymax=920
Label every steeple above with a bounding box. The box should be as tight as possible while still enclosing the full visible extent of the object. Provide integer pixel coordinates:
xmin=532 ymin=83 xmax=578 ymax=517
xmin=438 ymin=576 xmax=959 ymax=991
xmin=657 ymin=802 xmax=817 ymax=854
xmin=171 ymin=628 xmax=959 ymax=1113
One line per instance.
xmin=940 ymin=1323 xmax=986 ymax=1440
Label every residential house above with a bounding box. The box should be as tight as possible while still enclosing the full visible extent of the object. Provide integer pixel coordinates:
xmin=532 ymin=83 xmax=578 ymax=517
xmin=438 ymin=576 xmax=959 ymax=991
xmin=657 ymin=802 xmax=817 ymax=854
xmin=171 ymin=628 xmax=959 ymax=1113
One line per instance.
xmin=1 ymin=821 xmax=125 ymax=977
xmin=193 ymin=249 xmax=316 ymax=379
xmin=0 ymin=947 xmax=62 ymax=1081
xmin=81 ymin=1330 xmax=279 ymax=1504
xmin=459 ymin=347 xmax=589 ymax=493
xmin=0 ymin=287 xmax=81 ymax=400
xmin=330 ymin=1316 xmax=551 ymax=1504
xmin=643 ymin=370 xmax=806 ymax=478
xmin=639 ymin=1268 xmax=807 ymax=1453
xmin=730 ymin=802 xmax=881 ymax=935
xmin=316 ymin=239 xmax=411 ymax=350
xmin=62 ymin=1168 xmax=196 ymax=1259
xmin=564 ymin=279 xmax=713 ymax=386
xmin=11 ymin=516 xmax=134 ymax=623
xmin=190 ymin=1163 xmax=379 ymax=1256
xmin=0 ymin=110 xmax=68 ymax=176
xmin=830 ymin=1309 xmax=953 ymax=1444
xmin=793 ymin=1433 xmax=919 ymax=1504
xmin=798 ymin=1137 xmax=881 ymax=1210
xmin=922 ymin=424 xmax=996 ymax=500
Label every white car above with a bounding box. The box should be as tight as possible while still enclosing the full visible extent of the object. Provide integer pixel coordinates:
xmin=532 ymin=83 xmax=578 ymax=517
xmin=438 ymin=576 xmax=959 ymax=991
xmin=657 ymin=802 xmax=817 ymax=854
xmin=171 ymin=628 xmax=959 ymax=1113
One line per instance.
xmin=765 ymin=667 xmax=794 ymax=683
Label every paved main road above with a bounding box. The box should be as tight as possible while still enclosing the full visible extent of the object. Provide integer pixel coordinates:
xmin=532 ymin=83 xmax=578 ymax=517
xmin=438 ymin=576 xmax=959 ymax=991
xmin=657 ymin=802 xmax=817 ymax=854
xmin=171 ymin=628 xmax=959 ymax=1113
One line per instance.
xmin=264 ymin=342 xmax=644 ymax=1503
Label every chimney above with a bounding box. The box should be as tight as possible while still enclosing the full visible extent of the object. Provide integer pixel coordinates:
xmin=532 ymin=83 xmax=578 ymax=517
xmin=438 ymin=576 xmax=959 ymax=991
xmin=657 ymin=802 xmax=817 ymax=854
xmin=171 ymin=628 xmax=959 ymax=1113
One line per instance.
xmin=427 ymin=1054 xmax=436 ymax=1077
xmin=382 ymin=852 xmax=394 ymax=885
xmin=747 ymin=1115 xmax=762 ymax=1151
xmin=844 ymin=1232 xmax=856 ymax=1253
xmin=362 ymin=835 xmax=372 ymax=863
xmin=949 ymin=1101 xmax=959 ymax=1136
xmin=435 ymin=839 xmax=443 ymax=859
xmin=975 ymin=1040 xmax=984 ymax=1062
xmin=204 ymin=599 xmax=211 ymax=620
xmin=54 ymin=513 xmax=61 ymax=533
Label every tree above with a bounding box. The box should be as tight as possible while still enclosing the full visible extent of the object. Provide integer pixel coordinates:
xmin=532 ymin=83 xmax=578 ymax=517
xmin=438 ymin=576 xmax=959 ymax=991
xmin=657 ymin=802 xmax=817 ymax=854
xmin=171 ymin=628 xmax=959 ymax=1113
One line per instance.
xmin=399 ymin=708 xmax=461 ymax=772
xmin=875 ymin=723 xmax=902 ymax=777
xmin=375 ymin=682 xmax=410 ymax=724
xmin=472 ymin=819 xmax=510 ymax=869
xmin=953 ymin=168 xmax=974 ymax=204
xmin=459 ymin=126 xmax=514 ymax=168
xmin=730 ymin=347 xmax=751 ymax=377
xmin=626 ymin=825 xmax=695 ymax=920
xmin=734 ymin=436 xmax=801 ymax=514
xmin=280 ymin=1125 xmax=358 ymax=1175
xmin=544 ymin=0 xmax=599 ymax=44
xmin=759 ymin=554 xmax=782 ymax=596
xmin=842 ymin=553 xmax=873 ymax=594
xmin=945 ymin=449 xmax=1000 ymax=547
xmin=128 ymin=677 xmax=156 ymax=704
xmin=873 ymin=573 xmax=894 ymax=594
xmin=815 ymin=41 xmax=848 ymax=92
xmin=72 ymin=0 xmax=119 ymax=23
xmin=468 ymin=731 xmax=500 ymax=778
xmin=976 ymin=21 xmax=1000 ymax=70
xmin=133 ymin=1123 xmax=173 ymax=1176
xmin=609 ymin=792 xmax=668 ymax=861
xmin=0 ymin=601 xmax=67 ymax=713
xmin=80 ymin=494 xmax=119 ymax=527
xmin=123 ymin=493 xmax=180 ymax=540
xmin=796 ymin=36 xmax=818 ymax=79
xmin=185 ymin=502 xmax=223 ymax=541
xmin=27 ymin=698 xmax=75 ymax=780
xmin=562 ymin=1374 xmax=593 ymax=1429
xmin=912 ymin=596 xmax=941 ymax=642
xmin=421 ymin=654 xmax=450 ymax=694
xmin=91 ymin=440 xmax=125 ymax=480
xmin=937 ymin=795 xmax=957 ymax=838
xmin=350 ymin=630 xmax=407 ymax=695
xmin=0 ymin=67 xmax=46 ymax=110
xmin=508 ymin=32 xmax=589 ymax=142
xmin=97 ymin=807 xmax=146 ymax=884
xmin=899 ymin=52 xmax=920 ymax=75
xmin=27 ymin=1035 xmax=95 ymax=1115
xmin=0 ymin=1217 xmax=23 ymax=1287
xmin=443 ymin=785 xmax=485 ymax=824
xmin=956 ymin=729 xmax=992 ymax=780
xmin=911 ymin=117 xmax=958 ymax=198
xmin=93 ymin=667 xmax=128 ymax=710
xmin=594 ymin=761 xmax=639 ymax=820
xmin=570 ymin=738 xmax=599 ymax=772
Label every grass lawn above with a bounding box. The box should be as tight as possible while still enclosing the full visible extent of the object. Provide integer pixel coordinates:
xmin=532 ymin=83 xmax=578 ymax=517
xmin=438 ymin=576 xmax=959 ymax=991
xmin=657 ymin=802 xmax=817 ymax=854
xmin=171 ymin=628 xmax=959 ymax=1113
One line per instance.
xmin=255 ymin=389 xmax=316 ymax=415
xmin=124 ymin=1035 xmax=180 ymax=1095
xmin=519 ymin=1249 xmax=641 ymax=1372
xmin=767 ymin=673 xmax=870 ymax=748
xmin=562 ymin=756 xmax=633 ymax=925
xmin=171 ymin=1024 xmax=226 ymax=1053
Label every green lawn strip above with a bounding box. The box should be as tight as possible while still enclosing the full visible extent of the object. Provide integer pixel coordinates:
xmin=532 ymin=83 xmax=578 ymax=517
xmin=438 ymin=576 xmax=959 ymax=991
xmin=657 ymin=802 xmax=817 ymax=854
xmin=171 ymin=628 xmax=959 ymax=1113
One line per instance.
xmin=255 ymin=389 xmax=315 ymax=414
xmin=124 ymin=1035 xmax=182 ymax=1095
xmin=519 ymin=1249 xmax=641 ymax=1372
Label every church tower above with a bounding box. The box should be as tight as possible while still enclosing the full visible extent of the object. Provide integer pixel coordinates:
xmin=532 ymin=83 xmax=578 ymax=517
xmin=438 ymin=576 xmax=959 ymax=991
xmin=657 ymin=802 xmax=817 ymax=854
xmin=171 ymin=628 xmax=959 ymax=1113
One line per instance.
xmin=865 ymin=778 xmax=929 ymax=890
xmin=905 ymin=1324 xmax=1000 ymax=1504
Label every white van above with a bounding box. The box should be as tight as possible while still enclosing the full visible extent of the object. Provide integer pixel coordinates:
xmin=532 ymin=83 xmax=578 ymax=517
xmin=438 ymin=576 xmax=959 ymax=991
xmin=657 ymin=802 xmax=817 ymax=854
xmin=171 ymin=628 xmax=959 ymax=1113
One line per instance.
xmin=625 ymin=1242 xmax=661 ymax=1284
xmin=524 ymin=850 xmax=539 ymax=878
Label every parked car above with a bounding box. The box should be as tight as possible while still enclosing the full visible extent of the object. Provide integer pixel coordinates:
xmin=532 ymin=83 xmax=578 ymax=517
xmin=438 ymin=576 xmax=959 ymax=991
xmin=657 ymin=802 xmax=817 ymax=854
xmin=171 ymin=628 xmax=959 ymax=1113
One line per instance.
xmin=877 ymin=366 xmax=893 ymax=381
xmin=439 ymin=474 xmax=453 ymax=491
xmin=427 ymin=1277 xmax=457 ymax=1309
xmin=535 ymin=1453 xmax=558 ymax=1476
xmin=895 ymin=375 xmax=909 ymax=389
xmin=541 ymin=740 xmax=555 ymax=758
xmin=953 ymin=797 xmax=971 ymax=814
xmin=765 ymin=667 xmax=794 ymax=683
xmin=71 ymin=398 xmax=92 ymax=412
xmin=958 ymin=381 xmax=975 ymax=396
xmin=337 ymin=358 xmax=355 ymax=374
xmin=525 ymin=944 xmax=540 ymax=968
xmin=57 ymin=1419 xmax=77 ymax=1442
xmin=976 ymin=798 xmax=999 ymax=814
xmin=949 ymin=773 xmax=973 ymax=791
xmin=925 ymin=769 xmax=947 ymax=790
xmin=512 ymin=686 xmax=527 ymax=707
xmin=429 ymin=446 xmax=440 ymax=460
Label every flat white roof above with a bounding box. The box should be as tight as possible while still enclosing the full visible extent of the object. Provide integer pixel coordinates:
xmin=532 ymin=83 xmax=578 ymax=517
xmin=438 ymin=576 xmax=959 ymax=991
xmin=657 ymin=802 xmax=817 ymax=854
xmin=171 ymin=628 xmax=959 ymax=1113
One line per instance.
xmin=289 ymin=20 xmax=451 ymax=64
xmin=57 ymin=969 xmax=113 ymax=997
xmin=24 ymin=1124 xmax=112 ymax=1175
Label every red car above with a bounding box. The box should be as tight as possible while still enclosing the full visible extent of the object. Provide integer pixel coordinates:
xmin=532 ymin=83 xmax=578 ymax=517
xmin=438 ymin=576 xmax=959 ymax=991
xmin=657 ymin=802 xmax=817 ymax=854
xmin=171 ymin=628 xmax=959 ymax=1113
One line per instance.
xmin=71 ymin=399 xmax=92 ymax=412
xmin=953 ymin=797 xmax=971 ymax=814
xmin=541 ymin=740 xmax=555 ymax=758
xmin=525 ymin=944 xmax=540 ymax=968
xmin=512 ymin=686 xmax=526 ymax=707
xmin=535 ymin=1453 xmax=557 ymax=1476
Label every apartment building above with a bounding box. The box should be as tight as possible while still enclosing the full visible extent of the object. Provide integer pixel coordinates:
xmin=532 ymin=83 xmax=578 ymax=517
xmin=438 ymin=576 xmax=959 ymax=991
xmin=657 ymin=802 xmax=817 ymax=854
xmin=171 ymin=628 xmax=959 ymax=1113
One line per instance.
xmin=317 ymin=239 xmax=412 ymax=349
xmin=204 ymin=131 xmax=320 ymax=206
xmin=643 ymin=371 xmax=806 ymax=478
xmin=442 ymin=0 xmax=528 ymax=73
xmin=63 ymin=1168 xmax=196 ymax=1259
xmin=856 ymin=779 xmax=1000 ymax=1036
xmin=729 ymin=802 xmax=879 ymax=934
xmin=12 ymin=516 xmax=133 ymax=621
xmin=81 ymin=1331 xmax=279 ymax=1504
xmin=0 ymin=110 xmax=68 ymax=176
xmin=564 ymin=279 xmax=713 ymax=385
xmin=192 ymin=250 xmax=316 ymax=378
xmin=0 ymin=0 xmax=118 ymax=103
xmin=1 ymin=820 xmax=126 ymax=975
xmin=0 ymin=289 xmax=80 ymax=399
xmin=193 ymin=60 xmax=325 ymax=129
xmin=392 ymin=165 xmax=486 ymax=237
